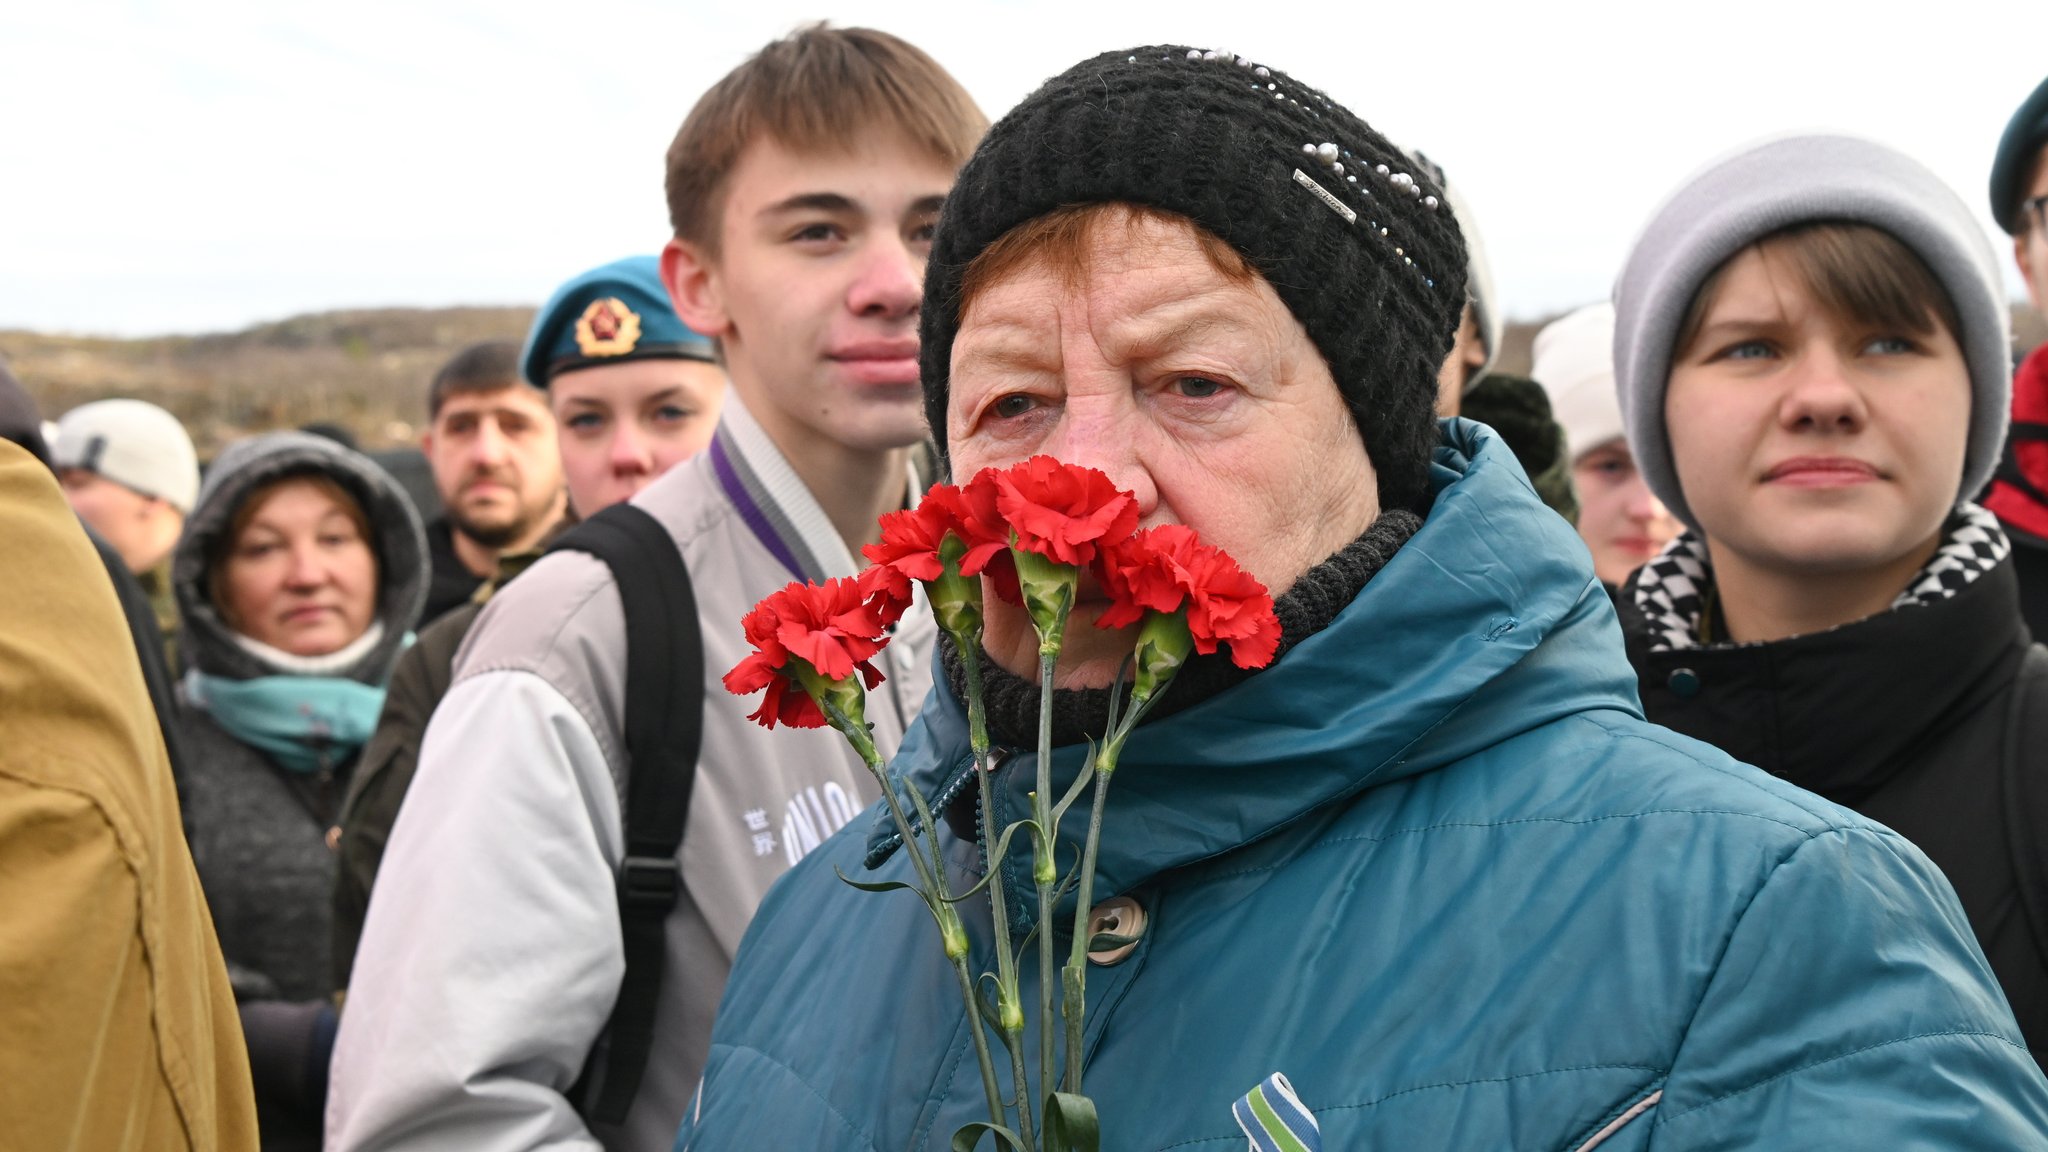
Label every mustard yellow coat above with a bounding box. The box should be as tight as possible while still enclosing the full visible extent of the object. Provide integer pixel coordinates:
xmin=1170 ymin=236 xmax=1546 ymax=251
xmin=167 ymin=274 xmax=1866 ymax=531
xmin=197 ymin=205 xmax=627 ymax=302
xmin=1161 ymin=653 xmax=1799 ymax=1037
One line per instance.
xmin=0 ymin=440 xmax=256 ymax=1151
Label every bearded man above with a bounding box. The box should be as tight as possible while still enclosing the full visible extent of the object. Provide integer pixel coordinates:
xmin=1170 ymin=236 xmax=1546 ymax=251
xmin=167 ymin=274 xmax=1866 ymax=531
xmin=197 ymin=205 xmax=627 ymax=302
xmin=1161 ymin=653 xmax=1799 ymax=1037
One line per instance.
xmin=416 ymin=340 xmax=567 ymax=625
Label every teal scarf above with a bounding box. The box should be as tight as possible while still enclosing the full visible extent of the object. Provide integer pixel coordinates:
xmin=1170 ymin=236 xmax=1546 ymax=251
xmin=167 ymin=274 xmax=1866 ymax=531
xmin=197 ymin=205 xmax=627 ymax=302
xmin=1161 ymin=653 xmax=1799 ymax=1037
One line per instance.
xmin=186 ymin=669 xmax=387 ymax=775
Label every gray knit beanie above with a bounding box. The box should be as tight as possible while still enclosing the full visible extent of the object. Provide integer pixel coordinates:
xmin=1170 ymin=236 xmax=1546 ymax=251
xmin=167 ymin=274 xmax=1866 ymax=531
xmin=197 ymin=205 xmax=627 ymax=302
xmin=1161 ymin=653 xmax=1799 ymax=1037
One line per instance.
xmin=1613 ymin=134 xmax=2011 ymax=533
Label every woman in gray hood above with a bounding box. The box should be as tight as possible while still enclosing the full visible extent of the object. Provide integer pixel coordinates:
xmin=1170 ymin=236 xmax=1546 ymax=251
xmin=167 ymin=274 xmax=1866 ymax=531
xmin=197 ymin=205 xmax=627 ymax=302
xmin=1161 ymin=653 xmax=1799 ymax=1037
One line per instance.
xmin=172 ymin=430 xmax=426 ymax=1151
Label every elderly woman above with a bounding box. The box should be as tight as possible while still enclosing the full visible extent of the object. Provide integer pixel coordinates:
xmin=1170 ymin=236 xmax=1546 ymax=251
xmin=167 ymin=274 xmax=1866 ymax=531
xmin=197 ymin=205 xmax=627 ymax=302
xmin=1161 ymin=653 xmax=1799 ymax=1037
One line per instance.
xmin=677 ymin=50 xmax=2048 ymax=1150
xmin=172 ymin=431 xmax=425 ymax=1151
xmin=1611 ymin=135 xmax=2048 ymax=1062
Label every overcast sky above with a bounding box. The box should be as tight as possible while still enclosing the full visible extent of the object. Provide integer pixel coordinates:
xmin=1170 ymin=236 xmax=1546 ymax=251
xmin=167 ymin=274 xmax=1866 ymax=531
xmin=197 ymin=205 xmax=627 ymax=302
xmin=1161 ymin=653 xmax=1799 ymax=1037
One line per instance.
xmin=1 ymin=0 xmax=2037 ymax=337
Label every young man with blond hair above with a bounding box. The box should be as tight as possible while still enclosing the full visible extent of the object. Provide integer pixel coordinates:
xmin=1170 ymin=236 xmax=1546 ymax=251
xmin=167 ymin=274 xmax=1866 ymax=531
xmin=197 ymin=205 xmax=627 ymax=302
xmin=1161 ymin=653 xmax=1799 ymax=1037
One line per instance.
xmin=326 ymin=26 xmax=984 ymax=1152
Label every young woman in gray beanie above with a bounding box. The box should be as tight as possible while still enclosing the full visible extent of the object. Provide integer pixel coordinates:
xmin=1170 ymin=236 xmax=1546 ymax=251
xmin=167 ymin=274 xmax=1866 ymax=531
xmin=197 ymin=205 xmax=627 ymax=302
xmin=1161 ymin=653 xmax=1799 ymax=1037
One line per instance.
xmin=1612 ymin=133 xmax=2048 ymax=1066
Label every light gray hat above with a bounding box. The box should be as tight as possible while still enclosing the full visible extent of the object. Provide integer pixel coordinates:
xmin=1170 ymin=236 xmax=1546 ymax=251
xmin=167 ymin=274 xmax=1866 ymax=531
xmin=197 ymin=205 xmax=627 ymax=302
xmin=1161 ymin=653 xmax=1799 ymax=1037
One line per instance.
xmin=52 ymin=398 xmax=201 ymax=513
xmin=1613 ymin=133 xmax=2012 ymax=532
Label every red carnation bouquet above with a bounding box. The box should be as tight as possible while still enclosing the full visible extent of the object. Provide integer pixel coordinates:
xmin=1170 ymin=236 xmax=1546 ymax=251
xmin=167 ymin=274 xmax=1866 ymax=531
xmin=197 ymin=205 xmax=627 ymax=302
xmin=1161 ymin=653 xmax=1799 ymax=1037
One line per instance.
xmin=725 ymin=457 xmax=1279 ymax=1152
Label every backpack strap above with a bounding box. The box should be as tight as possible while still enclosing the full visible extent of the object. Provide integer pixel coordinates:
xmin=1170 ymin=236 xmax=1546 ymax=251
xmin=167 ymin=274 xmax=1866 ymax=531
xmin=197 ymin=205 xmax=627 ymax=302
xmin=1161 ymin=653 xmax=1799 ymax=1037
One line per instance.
xmin=2002 ymin=644 xmax=2048 ymax=976
xmin=550 ymin=503 xmax=703 ymax=1126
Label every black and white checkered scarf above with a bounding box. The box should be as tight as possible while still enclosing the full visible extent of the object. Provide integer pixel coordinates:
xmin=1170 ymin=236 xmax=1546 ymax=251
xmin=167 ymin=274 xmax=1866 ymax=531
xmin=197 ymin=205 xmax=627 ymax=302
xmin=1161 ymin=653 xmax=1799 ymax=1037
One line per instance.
xmin=1631 ymin=503 xmax=2012 ymax=653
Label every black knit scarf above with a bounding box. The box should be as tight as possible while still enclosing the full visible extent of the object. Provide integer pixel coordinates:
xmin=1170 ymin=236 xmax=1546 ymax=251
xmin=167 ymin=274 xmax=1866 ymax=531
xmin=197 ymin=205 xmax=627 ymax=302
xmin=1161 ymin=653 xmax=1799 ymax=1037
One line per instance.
xmin=942 ymin=510 xmax=1423 ymax=750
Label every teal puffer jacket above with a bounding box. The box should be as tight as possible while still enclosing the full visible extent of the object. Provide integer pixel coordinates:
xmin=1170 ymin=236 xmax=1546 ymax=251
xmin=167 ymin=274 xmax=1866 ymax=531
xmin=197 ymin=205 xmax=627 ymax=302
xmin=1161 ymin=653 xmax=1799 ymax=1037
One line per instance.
xmin=678 ymin=422 xmax=2048 ymax=1151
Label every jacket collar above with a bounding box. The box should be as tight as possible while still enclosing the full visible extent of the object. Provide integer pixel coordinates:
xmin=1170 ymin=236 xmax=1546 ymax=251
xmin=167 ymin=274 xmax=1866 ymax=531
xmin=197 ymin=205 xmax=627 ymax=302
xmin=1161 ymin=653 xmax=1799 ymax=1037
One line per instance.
xmin=869 ymin=419 xmax=1645 ymax=930
xmin=708 ymin=394 xmax=927 ymax=585
xmin=1618 ymin=530 xmax=2028 ymax=803
xmin=1628 ymin=504 xmax=2011 ymax=652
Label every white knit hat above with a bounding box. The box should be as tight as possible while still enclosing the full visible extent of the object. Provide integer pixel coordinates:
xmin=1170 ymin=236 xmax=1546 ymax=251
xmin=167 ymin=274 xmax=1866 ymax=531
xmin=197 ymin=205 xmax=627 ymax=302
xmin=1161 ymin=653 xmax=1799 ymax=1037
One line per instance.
xmin=1613 ymin=134 xmax=2010 ymax=532
xmin=52 ymin=399 xmax=200 ymax=513
xmin=1532 ymin=303 xmax=1624 ymax=463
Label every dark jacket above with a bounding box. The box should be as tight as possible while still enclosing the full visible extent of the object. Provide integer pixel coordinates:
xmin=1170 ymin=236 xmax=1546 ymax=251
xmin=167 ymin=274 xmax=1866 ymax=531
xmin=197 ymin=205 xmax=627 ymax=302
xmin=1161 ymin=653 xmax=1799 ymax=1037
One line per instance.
xmin=176 ymin=710 xmax=351 ymax=1151
xmin=1616 ymin=525 xmax=2048 ymax=1065
xmin=172 ymin=432 xmax=428 ymax=1151
xmin=2019 ymin=537 xmax=2048 ymax=645
xmin=84 ymin=525 xmax=192 ymax=800
xmin=420 ymin=515 xmax=487 ymax=627
xmin=1988 ymin=343 xmax=2048 ymax=643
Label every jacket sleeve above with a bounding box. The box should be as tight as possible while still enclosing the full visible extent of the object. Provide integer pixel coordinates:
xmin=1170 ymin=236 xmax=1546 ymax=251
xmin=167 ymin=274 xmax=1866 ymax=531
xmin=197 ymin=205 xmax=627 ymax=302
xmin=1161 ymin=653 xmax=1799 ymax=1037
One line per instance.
xmin=1648 ymin=826 xmax=2048 ymax=1150
xmin=330 ymin=607 xmax=469 ymax=992
xmin=0 ymin=777 xmax=148 ymax=1146
xmin=325 ymin=669 xmax=624 ymax=1152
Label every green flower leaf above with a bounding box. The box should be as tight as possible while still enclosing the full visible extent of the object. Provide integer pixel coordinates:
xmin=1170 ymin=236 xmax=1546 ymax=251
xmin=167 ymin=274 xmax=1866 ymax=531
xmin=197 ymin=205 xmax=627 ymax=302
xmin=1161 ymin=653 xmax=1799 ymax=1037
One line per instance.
xmin=830 ymin=865 xmax=922 ymax=897
xmin=945 ymin=819 xmax=1029 ymax=903
xmin=974 ymin=973 xmax=1007 ymax=1031
xmin=951 ymin=1121 xmax=1029 ymax=1152
xmin=1050 ymin=747 xmax=1098 ymax=826
xmin=1042 ymin=1092 xmax=1101 ymax=1152
xmin=1087 ymin=930 xmax=1141 ymax=952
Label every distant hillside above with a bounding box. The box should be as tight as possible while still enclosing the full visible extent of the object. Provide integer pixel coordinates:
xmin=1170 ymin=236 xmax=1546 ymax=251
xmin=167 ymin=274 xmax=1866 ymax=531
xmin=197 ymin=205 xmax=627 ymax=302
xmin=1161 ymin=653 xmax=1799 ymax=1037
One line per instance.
xmin=5 ymin=302 xmax=2042 ymax=455
xmin=0 ymin=306 xmax=535 ymax=455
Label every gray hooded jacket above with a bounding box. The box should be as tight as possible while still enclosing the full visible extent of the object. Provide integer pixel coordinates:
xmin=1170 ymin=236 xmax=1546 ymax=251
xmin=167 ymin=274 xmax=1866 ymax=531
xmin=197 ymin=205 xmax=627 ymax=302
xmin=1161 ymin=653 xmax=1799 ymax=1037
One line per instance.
xmin=172 ymin=431 xmax=428 ymax=1148
xmin=173 ymin=431 xmax=427 ymax=1001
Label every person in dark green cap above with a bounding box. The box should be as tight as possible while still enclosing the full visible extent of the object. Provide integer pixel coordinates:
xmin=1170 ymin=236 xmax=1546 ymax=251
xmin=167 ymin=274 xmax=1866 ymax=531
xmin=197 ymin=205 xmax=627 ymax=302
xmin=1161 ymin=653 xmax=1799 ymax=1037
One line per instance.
xmin=1984 ymin=74 xmax=2048 ymax=641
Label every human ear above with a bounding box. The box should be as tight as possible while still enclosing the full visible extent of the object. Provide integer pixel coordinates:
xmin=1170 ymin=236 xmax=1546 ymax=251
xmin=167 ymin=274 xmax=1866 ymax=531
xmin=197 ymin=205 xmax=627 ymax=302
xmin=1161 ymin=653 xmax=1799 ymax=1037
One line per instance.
xmin=663 ymin=237 xmax=734 ymax=339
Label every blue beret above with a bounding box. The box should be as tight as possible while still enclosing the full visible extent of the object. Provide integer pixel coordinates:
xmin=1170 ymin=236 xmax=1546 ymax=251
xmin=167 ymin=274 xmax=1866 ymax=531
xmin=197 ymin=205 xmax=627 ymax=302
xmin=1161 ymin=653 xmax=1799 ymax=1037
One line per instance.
xmin=521 ymin=255 xmax=716 ymax=388
xmin=1991 ymin=74 xmax=2048 ymax=235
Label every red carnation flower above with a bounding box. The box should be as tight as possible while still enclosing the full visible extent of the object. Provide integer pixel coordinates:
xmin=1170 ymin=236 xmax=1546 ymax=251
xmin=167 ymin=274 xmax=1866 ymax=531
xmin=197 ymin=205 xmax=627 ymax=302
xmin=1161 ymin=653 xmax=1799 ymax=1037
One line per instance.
xmin=960 ymin=469 xmax=1022 ymax=605
xmin=861 ymin=483 xmax=1014 ymax=613
xmin=1098 ymin=524 xmax=1281 ymax=669
xmin=986 ymin=456 xmax=1140 ymax=569
xmin=723 ymin=577 xmax=893 ymax=729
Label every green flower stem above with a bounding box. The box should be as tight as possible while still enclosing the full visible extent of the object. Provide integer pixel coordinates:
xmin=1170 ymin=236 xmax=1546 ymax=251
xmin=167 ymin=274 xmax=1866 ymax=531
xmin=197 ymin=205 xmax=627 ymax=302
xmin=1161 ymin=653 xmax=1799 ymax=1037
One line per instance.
xmin=1061 ymin=733 xmax=1120 ymax=1095
xmin=1059 ymin=610 xmax=1194 ymax=1097
xmin=1034 ymin=650 xmax=1059 ymax=1123
xmin=995 ymin=1024 xmax=1038 ymax=1151
xmin=822 ymin=699 xmax=1005 ymax=1133
xmin=960 ymin=628 xmax=1033 ymax=1147
xmin=962 ymin=646 xmax=1027 ymax=1014
xmin=1012 ymin=544 xmax=1076 ymax=1127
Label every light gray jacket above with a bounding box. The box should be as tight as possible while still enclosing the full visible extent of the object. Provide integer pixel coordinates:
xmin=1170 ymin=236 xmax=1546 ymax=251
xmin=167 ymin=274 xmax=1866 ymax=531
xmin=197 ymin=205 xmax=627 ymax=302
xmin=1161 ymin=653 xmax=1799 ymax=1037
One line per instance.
xmin=326 ymin=398 xmax=935 ymax=1152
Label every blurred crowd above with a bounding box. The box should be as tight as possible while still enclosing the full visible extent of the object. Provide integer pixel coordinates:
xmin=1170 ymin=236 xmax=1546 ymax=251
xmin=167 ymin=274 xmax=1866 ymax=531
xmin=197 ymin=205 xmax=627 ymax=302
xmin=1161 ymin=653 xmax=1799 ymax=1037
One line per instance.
xmin=7 ymin=22 xmax=2048 ymax=1152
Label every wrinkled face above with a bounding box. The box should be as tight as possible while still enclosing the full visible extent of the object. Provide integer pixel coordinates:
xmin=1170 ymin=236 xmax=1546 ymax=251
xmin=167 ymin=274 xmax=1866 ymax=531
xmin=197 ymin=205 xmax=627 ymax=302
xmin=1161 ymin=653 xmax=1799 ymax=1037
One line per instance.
xmin=667 ymin=133 xmax=954 ymax=463
xmin=1666 ymin=246 xmax=1970 ymax=579
xmin=60 ymin=467 xmax=180 ymax=572
xmin=1570 ymin=437 xmax=1679 ymax=586
xmin=2017 ymin=149 xmax=2048 ymax=321
xmin=422 ymin=385 xmax=562 ymax=548
xmin=949 ymin=212 xmax=1380 ymax=687
xmin=220 ymin=478 xmax=379 ymax=657
xmin=549 ymin=359 xmax=725 ymax=517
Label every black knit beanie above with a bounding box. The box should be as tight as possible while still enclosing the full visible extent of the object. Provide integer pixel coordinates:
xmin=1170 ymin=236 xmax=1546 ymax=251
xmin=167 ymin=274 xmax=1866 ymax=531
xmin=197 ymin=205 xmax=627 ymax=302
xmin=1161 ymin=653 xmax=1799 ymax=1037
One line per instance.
xmin=921 ymin=46 xmax=1469 ymax=515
